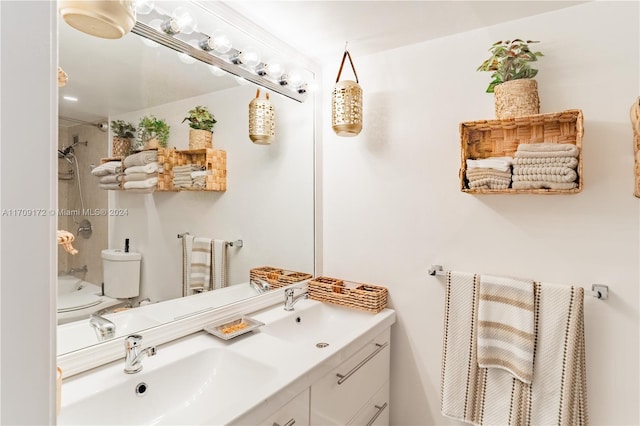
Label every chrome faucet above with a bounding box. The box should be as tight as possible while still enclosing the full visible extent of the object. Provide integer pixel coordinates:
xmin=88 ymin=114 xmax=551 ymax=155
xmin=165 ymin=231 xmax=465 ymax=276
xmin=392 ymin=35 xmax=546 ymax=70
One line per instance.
xmin=284 ymin=287 xmax=308 ymax=311
xmin=250 ymin=278 xmax=270 ymax=294
xmin=89 ymin=314 xmax=116 ymax=341
xmin=124 ymin=335 xmax=156 ymax=374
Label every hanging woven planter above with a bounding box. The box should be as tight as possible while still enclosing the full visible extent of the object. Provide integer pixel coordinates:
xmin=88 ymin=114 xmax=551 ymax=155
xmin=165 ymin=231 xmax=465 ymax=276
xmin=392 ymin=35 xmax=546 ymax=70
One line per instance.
xmin=332 ymin=49 xmax=362 ymax=137
xmin=249 ymin=89 xmax=275 ymax=145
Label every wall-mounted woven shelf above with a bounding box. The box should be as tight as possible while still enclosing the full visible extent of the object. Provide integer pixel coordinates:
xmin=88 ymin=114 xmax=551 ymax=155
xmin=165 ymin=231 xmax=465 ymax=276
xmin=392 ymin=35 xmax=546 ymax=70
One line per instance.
xmin=157 ymin=147 xmax=226 ymax=192
xmin=460 ymin=109 xmax=584 ymax=194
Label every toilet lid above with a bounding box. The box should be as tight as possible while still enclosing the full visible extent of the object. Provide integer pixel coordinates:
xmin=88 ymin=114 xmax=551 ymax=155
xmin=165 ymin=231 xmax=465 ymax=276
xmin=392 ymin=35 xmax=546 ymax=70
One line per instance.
xmin=57 ymin=292 xmax=102 ymax=312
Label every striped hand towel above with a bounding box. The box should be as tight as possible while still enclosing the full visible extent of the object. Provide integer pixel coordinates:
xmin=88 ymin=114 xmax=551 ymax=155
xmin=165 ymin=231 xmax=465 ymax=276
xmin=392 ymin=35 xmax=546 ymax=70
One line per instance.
xmin=212 ymin=239 xmax=228 ymax=290
xmin=441 ymin=271 xmax=588 ymax=425
xmin=477 ymin=274 xmax=535 ymax=384
xmin=189 ymin=237 xmax=212 ymax=292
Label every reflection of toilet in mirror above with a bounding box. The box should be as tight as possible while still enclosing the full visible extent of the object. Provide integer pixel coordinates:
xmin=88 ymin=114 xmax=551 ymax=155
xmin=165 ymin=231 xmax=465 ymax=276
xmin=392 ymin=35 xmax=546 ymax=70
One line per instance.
xmin=57 ymin=249 xmax=141 ymax=324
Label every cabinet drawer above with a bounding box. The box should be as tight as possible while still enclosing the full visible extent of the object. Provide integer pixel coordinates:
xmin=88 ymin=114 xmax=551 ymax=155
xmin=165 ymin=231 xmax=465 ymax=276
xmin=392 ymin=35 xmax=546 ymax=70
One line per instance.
xmin=347 ymin=381 xmax=389 ymax=426
xmin=258 ymin=388 xmax=310 ymax=426
xmin=310 ymin=329 xmax=390 ymax=425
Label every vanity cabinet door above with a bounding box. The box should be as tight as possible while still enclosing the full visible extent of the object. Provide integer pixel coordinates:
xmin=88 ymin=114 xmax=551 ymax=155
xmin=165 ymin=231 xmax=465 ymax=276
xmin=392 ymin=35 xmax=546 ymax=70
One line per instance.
xmin=310 ymin=328 xmax=391 ymax=426
xmin=347 ymin=381 xmax=390 ymax=426
xmin=259 ymin=388 xmax=310 ymax=426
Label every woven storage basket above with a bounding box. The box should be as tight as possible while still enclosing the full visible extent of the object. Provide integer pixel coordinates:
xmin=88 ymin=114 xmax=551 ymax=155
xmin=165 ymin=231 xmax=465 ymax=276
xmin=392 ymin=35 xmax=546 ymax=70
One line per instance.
xmin=189 ymin=129 xmax=213 ymax=149
xmin=307 ymin=276 xmax=388 ymax=313
xmin=460 ymin=109 xmax=583 ymax=194
xmin=250 ymin=266 xmax=312 ymax=289
xmin=494 ymin=79 xmax=540 ymax=119
xmin=157 ymin=148 xmax=226 ymax=192
xmin=112 ymin=137 xmax=131 ymax=157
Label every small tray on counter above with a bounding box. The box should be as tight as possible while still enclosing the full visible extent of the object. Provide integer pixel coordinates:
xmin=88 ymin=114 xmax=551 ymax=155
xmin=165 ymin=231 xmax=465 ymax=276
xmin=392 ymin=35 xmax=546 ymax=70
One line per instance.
xmin=203 ymin=316 xmax=265 ymax=340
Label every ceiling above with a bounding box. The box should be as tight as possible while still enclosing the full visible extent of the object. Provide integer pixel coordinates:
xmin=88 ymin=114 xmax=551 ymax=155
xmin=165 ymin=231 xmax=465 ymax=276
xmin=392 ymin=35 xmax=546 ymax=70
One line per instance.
xmin=222 ymin=1 xmax=588 ymax=65
xmin=58 ymin=1 xmax=587 ymax=126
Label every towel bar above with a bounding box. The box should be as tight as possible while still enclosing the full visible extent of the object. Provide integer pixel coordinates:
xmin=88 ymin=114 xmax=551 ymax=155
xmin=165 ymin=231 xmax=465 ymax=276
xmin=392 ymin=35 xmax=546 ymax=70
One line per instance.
xmin=429 ymin=264 xmax=609 ymax=300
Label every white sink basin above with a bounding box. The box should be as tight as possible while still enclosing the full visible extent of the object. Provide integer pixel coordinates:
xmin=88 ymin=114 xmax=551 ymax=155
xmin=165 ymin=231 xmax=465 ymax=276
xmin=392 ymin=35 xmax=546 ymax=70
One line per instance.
xmin=258 ymin=299 xmax=378 ymax=346
xmin=58 ymin=334 xmax=278 ymax=425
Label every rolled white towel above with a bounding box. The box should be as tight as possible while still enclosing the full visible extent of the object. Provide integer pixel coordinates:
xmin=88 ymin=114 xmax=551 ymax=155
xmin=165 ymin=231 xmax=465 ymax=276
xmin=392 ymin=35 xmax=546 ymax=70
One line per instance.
xmin=124 ymin=162 xmax=159 ymax=175
xmin=123 ymin=177 xmax=158 ymax=190
xmin=99 ymin=174 xmax=121 ymax=184
xmin=91 ymin=161 xmax=122 ymax=176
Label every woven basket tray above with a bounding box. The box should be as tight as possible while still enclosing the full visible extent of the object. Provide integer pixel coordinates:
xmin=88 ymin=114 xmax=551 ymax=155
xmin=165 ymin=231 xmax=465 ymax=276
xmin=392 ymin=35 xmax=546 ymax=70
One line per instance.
xmin=250 ymin=266 xmax=312 ymax=289
xmin=460 ymin=109 xmax=584 ymax=194
xmin=307 ymin=277 xmax=388 ymax=313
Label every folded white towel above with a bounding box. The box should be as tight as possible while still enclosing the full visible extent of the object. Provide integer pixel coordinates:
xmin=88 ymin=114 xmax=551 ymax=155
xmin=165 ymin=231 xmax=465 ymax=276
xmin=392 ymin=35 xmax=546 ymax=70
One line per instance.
xmin=91 ymin=161 xmax=122 ymax=176
xmin=99 ymin=183 xmax=121 ymax=190
xmin=515 ymin=144 xmax=579 ymax=159
xmin=511 ymin=181 xmax=578 ymax=190
xmin=124 ymin=162 xmax=159 ymax=175
xmin=124 ymin=172 xmax=157 ymax=182
xmin=191 ymin=170 xmax=211 ymax=179
xmin=516 ymin=142 xmax=577 ymax=153
xmin=123 ymin=150 xmax=158 ymax=168
xmin=172 ymin=164 xmax=195 ymax=173
xmin=123 ymin=177 xmax=158 ymax=189
xmin=512 ymin=171 xmax=577 ymax=183
xmin=466 ymin=157 xmax=513 ymax=172
xmin=98 ymin=174 xmax=121 ymax=184
xmin=513 ymin=157 xmax=579 ymax=168
xmin=467 ymin=177 xmax=511 ymax=190
xmin=478 ymin=274 xmax=535 ymax=384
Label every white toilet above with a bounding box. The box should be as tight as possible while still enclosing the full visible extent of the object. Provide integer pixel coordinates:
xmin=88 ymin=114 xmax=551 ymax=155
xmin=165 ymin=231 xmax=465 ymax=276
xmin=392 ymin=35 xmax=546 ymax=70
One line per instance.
xmin=56 ymin=249 xmax=141 ymax=324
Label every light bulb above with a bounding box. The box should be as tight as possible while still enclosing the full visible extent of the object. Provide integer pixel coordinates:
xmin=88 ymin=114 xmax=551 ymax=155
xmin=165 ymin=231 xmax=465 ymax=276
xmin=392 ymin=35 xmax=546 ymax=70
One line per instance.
xmin=288 ymin=69 xmax=303 ymax=87
xmin=211 ymin=30 xmax=232 ymax=54
xmin=209 ymin=66 xmax=226 ymax=77
xmin=161 ymin=7 xmax=196 ymax=35
xmin=266 ymin=62 xmax=284 ymax=79
xmin=135 ymin=0 xmax=155 ymax=15
xmin=240 ymin=47 xmax=261 ymax=68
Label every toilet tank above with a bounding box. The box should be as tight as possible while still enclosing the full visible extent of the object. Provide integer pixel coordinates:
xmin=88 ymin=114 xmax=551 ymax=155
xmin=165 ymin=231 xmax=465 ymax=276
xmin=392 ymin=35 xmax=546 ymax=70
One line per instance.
xmin=101 ymin=249 xmax=141 ymax=298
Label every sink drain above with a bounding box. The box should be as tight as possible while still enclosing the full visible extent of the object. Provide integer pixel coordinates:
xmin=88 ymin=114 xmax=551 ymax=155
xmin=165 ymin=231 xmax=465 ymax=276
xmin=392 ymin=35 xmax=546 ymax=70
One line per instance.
xmin=135 ymin=382 xmax=148 ymax=396
xmin=316 ymin=342 xmax=329 ymax=348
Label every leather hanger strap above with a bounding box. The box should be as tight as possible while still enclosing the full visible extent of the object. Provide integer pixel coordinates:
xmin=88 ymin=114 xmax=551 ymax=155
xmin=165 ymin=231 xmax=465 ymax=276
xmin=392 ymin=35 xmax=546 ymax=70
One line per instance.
xmin=335 ymin=50 xmax=359 ymax=83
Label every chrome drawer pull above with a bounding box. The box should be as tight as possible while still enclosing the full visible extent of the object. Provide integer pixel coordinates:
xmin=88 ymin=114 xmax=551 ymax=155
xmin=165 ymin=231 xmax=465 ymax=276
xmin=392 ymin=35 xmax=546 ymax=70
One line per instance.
xmin=336 ymin=342 xmax=388 ymax=385
xmin=273 ymin=419 xmax=295 ymax=426
xmin=366 ymin=402 xmax=388 ymax=426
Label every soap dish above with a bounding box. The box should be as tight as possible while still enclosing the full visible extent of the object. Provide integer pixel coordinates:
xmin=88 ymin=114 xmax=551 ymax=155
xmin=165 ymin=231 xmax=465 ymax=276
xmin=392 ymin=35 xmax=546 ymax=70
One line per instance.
xmin=203 ymin=316 xmax=265 ymax=340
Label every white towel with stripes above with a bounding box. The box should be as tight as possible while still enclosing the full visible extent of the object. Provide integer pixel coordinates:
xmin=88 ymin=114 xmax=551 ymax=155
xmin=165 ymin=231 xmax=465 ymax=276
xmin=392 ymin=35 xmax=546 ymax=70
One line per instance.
xmin=440 ymin=271 xmax=588 ymax=425
xmin=212 ymin=239 xmax=228 ymax=290
xmin=477 ymin=274 xmax=535 ymax=384
xmin=189 ymin=237 xmax=212 ymax=292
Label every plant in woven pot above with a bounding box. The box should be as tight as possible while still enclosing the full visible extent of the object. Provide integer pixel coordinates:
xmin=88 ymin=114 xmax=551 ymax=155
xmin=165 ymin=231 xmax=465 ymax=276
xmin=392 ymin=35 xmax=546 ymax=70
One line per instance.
xmin=137 ymin=115 xmax=170 ymax=150
xmin=477 ymin=39 xmax=544 ymax=119
xmin=182 ymin=105 xmax=216 ymax=149
xmin=109 ymin=120 xmax=136 ymax=157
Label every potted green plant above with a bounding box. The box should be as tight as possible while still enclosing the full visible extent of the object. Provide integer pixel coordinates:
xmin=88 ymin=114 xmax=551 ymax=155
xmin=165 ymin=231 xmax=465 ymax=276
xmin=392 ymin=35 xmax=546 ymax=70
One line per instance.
xmin=110 ymin=120 xmax=136 ymax=157
xmin=137 ymin=115 xmax=170 ymax=150
xmin=477 ymin=39 xmax=544 ymax=118
xmin=182 ymin=105 xmax=217 ymax=149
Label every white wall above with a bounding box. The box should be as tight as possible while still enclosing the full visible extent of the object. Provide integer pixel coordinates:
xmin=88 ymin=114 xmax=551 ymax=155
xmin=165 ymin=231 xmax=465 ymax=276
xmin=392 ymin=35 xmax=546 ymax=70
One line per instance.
xmin=321 ymin=2 xmax=639 ymax=425
xmin=0 ymin=1 xmax=56 ymax=423
xmin=110 ymin=84 xmax=315 ymax=302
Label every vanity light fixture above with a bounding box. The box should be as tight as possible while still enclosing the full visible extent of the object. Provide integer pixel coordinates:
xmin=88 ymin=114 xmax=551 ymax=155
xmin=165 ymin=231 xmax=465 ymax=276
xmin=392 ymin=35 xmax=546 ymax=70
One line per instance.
xmin=132 ymin=5 xmax=309 ymax=102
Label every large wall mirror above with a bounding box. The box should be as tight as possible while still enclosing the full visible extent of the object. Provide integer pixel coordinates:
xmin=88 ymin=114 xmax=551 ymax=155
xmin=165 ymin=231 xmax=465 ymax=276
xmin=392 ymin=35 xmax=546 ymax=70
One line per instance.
xmin=57 ymin=1 xmax=316 ymax=356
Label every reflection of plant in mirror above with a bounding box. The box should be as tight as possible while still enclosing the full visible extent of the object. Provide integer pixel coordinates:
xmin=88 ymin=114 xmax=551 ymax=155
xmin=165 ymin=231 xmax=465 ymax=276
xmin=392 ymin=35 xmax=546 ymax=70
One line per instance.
xmin=137 ymin=115 xmax=170 ymax=147
xmin=110 ymin=120 xmax=136 ymax=138
xmin=477 ymin=39 xmax=544 ymax=93
xmin=182 ymin=105 xmax=217 ymax=131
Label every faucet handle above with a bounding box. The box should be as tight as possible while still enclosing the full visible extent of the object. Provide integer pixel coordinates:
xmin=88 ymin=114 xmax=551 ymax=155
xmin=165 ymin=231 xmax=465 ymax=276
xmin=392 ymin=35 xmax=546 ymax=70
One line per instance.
xmin=125 ymin=334 xmax=143 ymax=350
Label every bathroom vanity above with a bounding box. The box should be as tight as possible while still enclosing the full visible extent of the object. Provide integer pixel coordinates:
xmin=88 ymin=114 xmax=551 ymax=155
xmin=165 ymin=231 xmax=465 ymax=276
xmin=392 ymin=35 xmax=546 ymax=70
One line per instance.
xmin=57 ymin=297 xmax=395 ymax=425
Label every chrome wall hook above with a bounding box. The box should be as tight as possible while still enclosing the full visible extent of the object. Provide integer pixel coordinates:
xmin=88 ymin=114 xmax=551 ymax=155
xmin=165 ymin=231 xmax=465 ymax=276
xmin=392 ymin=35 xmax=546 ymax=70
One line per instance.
xmin=591 ymin=284 xmax=609 ymax=300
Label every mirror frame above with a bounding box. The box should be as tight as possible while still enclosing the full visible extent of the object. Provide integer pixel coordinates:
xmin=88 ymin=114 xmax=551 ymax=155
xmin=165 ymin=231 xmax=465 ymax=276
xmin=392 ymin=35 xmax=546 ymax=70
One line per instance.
xmin=57 ymin=1 xmax=323 ymax=376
